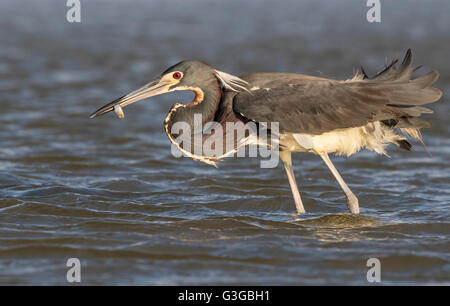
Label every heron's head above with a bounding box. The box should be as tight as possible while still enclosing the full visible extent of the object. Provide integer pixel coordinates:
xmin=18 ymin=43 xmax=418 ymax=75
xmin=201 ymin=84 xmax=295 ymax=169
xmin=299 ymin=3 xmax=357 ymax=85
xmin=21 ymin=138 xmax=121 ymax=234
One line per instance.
xmin=89 ymin=60 xmax=247 ymax=118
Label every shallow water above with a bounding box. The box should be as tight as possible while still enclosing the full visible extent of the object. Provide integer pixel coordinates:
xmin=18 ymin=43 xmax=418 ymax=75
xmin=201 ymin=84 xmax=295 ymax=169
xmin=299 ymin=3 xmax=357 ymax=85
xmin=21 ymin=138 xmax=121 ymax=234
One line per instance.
xmin=0 ymin=0 xmax=449 ymax=285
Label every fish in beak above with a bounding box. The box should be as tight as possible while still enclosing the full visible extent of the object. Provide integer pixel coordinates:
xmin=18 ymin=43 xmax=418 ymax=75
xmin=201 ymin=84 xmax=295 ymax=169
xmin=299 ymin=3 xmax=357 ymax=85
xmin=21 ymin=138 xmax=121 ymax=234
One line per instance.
xmin=89 ymin=75 xmax=178 ymax=119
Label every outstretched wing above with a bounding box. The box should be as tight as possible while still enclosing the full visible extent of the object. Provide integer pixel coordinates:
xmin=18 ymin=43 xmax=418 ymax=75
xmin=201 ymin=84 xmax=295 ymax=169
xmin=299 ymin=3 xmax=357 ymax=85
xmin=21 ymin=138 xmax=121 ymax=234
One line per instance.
xmin=233 ymin=49 xmax=442 ymax=135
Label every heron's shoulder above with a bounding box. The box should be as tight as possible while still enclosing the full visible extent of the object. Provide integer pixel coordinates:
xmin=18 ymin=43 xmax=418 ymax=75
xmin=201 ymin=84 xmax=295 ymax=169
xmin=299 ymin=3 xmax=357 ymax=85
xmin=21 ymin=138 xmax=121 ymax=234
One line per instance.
xmin=240 ymin=72 xmax=335 ymax=89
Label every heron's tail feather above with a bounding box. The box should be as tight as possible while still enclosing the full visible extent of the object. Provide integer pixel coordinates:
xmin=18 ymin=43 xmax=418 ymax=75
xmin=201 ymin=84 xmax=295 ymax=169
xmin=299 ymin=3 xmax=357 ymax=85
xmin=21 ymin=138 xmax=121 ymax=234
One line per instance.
xmin=364 ymin=49 xmax=441 ymax=121
xmin=396 ymin=139 xmax=412 ymax=151
xmin=361 ymin=49 xmax=442 ymax=153
xmin=353 ymin=49 xmax=442 ymax=109
xmin=400 ymin=127 xmax=432 ymax=155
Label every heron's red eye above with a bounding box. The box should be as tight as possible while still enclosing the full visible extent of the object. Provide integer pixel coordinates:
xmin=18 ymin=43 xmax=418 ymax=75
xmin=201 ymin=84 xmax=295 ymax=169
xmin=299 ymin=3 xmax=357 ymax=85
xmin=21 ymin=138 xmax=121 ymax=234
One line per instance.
xmin=173 ymin=72 xmax=182 ymax=79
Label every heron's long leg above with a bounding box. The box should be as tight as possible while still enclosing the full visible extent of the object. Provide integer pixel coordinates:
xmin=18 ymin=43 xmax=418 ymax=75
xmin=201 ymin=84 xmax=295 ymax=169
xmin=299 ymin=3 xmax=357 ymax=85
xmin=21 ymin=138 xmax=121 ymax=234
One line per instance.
xmin=280 ymin=151 xmax=305 ymax=214
xmin=319 ymin=152 xmax=360 ymax=214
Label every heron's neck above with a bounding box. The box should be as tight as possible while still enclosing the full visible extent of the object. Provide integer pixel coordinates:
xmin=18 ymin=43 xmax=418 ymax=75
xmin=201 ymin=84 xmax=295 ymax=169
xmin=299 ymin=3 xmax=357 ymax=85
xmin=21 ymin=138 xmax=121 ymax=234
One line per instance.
xmin=165 ymin=84 xmax=222 ymax=132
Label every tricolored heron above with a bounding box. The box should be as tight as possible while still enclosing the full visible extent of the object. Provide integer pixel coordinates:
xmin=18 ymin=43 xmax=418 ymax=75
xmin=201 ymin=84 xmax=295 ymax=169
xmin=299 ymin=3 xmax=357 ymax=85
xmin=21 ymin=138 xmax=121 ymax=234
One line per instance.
xmin=90 ymin=49 xmax=442 ymax=215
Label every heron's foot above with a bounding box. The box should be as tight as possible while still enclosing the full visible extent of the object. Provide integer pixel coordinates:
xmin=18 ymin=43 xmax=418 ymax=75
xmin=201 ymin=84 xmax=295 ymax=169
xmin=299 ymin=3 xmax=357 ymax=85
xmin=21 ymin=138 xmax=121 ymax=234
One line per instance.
xmin=290 ymin=212 xmax=305 ymax=220
xmin=293 ymin=199 xmax=306 ymax=215
xmin=346 ymin=193 xmax=360 ymax=214
xmin=290 ymin=207 xmax=306 ymax=220
xmin=294 ymin=205 xmax=306 ymax=215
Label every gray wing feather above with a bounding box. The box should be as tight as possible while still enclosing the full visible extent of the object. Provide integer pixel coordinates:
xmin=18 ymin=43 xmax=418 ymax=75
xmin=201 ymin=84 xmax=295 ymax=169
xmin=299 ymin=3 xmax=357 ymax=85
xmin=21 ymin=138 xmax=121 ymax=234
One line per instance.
xmin=234 ymin=49 xmax=442 ymax=134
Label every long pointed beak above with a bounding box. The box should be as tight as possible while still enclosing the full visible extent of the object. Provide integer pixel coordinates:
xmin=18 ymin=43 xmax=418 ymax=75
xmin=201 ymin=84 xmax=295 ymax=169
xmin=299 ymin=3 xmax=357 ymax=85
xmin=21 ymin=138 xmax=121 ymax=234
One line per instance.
xmin=89 ymin=78 xmax=171 ymax=118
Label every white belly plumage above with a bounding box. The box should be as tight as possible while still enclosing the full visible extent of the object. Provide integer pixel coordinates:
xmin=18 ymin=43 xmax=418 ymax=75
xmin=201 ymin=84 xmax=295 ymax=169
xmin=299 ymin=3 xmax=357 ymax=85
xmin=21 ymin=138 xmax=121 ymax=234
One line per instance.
xmin=281 ymin=121 xmax=406 ymax=156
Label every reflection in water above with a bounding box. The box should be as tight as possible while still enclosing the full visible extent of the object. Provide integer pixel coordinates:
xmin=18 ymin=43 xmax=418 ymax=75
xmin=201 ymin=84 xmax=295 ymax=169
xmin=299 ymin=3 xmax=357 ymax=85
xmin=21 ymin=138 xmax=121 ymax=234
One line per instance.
xmin=297 ymin=214 xmax=380 ymax=228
